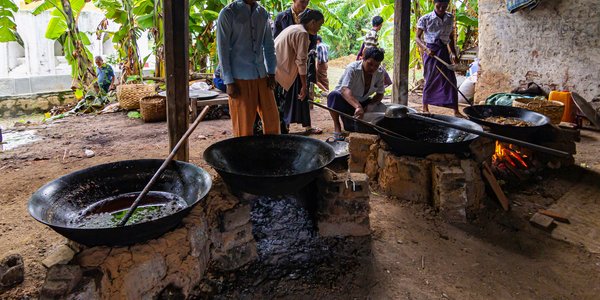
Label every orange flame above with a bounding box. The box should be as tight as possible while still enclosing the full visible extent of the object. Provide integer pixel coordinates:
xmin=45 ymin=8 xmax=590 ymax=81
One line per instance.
xmin=493 ymin=141 xmax=529 ymax=169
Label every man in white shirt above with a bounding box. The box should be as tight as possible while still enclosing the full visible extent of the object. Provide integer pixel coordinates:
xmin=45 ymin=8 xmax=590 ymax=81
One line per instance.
xmin=326 ymin=47 xmax=386 ymax=140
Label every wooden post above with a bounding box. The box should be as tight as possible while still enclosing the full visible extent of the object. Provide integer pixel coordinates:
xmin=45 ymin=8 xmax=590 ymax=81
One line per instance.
xmin=393 ymin=0 xmax=411 ymax=105
xmin=163 ymin=0 xmax=190 ymax=161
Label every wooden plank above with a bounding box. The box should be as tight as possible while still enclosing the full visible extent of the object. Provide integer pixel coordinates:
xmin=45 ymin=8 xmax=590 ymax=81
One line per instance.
xmin=538 ymin=209 xmax=570 ymax=224
xmin=481 ymin=162 xmax=510 ymax=211
xmin=392 ymin=0 xmax=411 ymax=105
xmin=163 ymin=0 xmax=190 ymax=161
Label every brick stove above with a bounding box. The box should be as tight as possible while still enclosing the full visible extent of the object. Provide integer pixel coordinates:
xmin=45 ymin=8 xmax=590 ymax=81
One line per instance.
xmin=346 ymin=124 xmax=579 ymax=224
xmin=42 ymin=172 xmax=373 ymax=299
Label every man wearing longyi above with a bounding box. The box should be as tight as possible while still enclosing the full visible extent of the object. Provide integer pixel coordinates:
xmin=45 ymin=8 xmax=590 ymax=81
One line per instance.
xmin=216 ymin=0 xmax=280 ymax=137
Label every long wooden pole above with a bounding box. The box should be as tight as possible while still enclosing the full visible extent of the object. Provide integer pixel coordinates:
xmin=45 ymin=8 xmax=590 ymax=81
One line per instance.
xmin=163 ymin=0 xmax=190 ymax=161
xmin=393 ymin=0 xmax=411 ymax=105
xmin=118 ymin=106 xmax=211 ymax=227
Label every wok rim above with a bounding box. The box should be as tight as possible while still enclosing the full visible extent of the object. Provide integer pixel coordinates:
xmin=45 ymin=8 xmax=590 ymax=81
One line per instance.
xmin=462 ymin=105 xmax=551 ymax=128
xmin=375 ymin=113 xmax=482 ymax=145
xmin=27 ymin=159 xmax=212 ymax=230
xmin=203 ymin=134 xmax=336 ymax=178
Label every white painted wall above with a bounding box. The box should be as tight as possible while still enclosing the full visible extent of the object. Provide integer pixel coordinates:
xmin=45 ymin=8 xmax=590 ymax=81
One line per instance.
xmin=476 ymin=0 xmax=600 ymax=102
xmin=0 ymin=3 xmax=154 ymax=96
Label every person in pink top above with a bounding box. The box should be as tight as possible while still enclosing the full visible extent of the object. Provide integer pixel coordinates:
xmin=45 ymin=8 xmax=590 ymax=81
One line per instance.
xmin=274 ymin=10 xmax=324 ymax=135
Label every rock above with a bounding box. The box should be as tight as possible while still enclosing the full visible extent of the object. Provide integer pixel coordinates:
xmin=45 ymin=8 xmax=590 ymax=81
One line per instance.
xmin=84 ymin=149 xmax=95 ymax=158
xmin=66 ymin=278 xmax=100 ymax=300
xmin=42 ymin=244 xmax=76 ymax=268
xmin=40 ymin=265 xmax=82 ymax=299
xmin=0 ymin=254 xmax=24 ymax=288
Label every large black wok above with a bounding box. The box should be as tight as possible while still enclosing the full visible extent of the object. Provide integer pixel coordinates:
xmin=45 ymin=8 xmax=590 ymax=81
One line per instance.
xmin=463 ymin=105 xmax=550 ymax=139
xmin=375 ymin=114 xmax=481 ymax=157
xmin=28 ymin=159 xmax=212 ymax=246
xmin=203 ymin=134 xmax=335 ymax=196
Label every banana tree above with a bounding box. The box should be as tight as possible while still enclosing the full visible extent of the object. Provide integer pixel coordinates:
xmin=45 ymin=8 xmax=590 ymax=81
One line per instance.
xmin=135 ymin=0 xmax=164 ymax=77
xmin=29 ymin=0 xmax=96 ymax=93
xmin=94 ymin=0 xmax=144 ymax=83
xmin=189 ymin=0 xmax=223 ymax=73
xmin=0 ymin=0 xmax=24 ymax=45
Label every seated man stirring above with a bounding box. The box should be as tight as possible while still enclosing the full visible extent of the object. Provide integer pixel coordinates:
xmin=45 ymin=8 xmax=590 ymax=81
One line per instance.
xmin=326 ymin=47 xmax=386 ymax=140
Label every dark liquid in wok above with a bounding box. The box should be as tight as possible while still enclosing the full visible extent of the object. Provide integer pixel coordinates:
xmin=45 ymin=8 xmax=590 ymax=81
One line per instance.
xmin=415 ymin=126 xmax=470 ymax=143
xmin=68 ymin=191 xmax=187 ymax=228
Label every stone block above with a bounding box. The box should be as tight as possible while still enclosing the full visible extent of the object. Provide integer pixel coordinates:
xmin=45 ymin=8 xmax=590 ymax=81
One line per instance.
xmin=377 ymin=148 xmax=388 ymax=169
xmin=318 ymin=172 xmax=370 ymax=200
xmin=426 ymin=153 xmax=459 ymax=164
xmin=432 ymin=165 xmax=465 ymax=205
xmin=348 ymin=133 xmax=379 ymax=173
xmin=378 ymin=154 xmax=431 ymax=203
xmin=123 ymin=255 xmax=167 ymax=299
xmin=16 ymin=99 xmax=36 ymax=111
xmin=460 ymin=159 xmax=486 ymax=211
xmin=40 ymin=265 xmax=82 ymax=299
xmin=212 ymin=241 xmax=258 ymax=271
xmin=42 ymin=244 xmax=75 ymax=268
xmin=0 ymin=254 xmax=24 ymax=288
xmin=348 ymin=132 xmax=379 ymax=145
xmin=432 ymin=164 xmax=468 ymax=223
xmin=47 ymin=95 xmax=61 ymax=106
xmin=220 ymin=205 xmax=251 ymax=232
xmin=364 ymin=143 xmax=380 ymax=181
xmin=318 ymin=218 xmax=371 ymax=237
xmin=319 ymin=197 xmax=370 ymax=218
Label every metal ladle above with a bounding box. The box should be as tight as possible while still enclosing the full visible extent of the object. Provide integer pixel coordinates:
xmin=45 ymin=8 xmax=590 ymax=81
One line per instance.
xmin=386 ymin=106 xmax=570 ymax=158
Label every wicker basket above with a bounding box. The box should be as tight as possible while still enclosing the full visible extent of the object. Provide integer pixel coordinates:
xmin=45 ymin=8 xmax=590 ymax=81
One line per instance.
xmin=139 ymin=95 xmax=166 ymax=122
xmin=513 ymin=97 xmax=564 ymax=124
xmin=116 ymin=84 xmax=157 ymax=110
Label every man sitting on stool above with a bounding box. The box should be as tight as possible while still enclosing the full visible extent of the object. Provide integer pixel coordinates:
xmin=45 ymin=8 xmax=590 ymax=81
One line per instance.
xmin=326 ymin=47 xmax=386 ymax=140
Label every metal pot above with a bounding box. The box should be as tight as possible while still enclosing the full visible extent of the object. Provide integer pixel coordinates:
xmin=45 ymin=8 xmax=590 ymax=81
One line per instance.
xmin=28 ymin=159 xmax=212 ymax=246
xmin=375 ymin=114 xmax=481 ymax=157
xmin=203 ymin=134 xmax=335 ymax=196
xmin=463 ymin=105 xmax=550 ymax=140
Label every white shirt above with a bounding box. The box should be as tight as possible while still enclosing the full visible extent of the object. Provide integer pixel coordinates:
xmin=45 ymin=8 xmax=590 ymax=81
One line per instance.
xmin=417 ymin=11 xmax=454 ymax=44
xmin=334 ymin=61 xmax=386 ymax=103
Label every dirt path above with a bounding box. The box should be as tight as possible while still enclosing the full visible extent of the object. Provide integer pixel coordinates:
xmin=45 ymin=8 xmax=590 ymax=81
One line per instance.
xmin=1 ymin=106 xmax=600 ymax=298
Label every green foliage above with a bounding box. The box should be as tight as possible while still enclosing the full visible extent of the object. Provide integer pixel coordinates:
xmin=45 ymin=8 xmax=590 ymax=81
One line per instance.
xmin=0 ymin=0 xmax=23 ymax=44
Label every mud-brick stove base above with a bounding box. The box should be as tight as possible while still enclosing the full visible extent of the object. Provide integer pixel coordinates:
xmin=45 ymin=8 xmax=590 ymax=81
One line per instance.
xmin=38 ymin=173 xmax=372 ymax=299
xmin=348 ymin=132 xmax=490 ymax=223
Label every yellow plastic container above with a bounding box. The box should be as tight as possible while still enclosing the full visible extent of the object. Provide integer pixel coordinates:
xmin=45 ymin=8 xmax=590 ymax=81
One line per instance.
xmin=548 ymin=91 xmax=575 ymax=123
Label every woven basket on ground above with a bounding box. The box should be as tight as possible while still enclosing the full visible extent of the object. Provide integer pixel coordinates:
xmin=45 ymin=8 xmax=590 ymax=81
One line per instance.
xmin=116 ymin=84 xmax=157 ymax=110
xmin=513 ymin=97 xmax=564 ymax=124
xmin=139 ymin=95 xmax=166 ymax=122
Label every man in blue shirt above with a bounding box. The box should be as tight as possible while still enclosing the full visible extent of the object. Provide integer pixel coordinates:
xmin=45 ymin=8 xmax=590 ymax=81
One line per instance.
xmin=216 ymin=0 xmax=280 ymax=136
xmin=95 ymin=56 xmax=115 ymax=93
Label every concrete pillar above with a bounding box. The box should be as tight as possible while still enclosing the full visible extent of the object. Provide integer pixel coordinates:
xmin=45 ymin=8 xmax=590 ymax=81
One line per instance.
xmin=25 ymin=14 xmax=40 ymax=75
xmin=0 ymin=43 xmax=8 ymax=77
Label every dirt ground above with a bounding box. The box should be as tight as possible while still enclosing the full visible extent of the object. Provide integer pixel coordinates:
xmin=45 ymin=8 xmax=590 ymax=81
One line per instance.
xmin=1 ymin=98 xmax=600 ymax=299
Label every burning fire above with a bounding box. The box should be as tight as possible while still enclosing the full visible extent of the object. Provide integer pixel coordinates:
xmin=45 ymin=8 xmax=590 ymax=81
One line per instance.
xmin=493 ymin=141 xmax=530 ymax=169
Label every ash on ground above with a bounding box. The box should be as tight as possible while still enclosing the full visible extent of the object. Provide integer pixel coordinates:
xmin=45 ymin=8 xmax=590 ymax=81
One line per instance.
xmin=194 ymin=193 xmax=373 ymax=299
